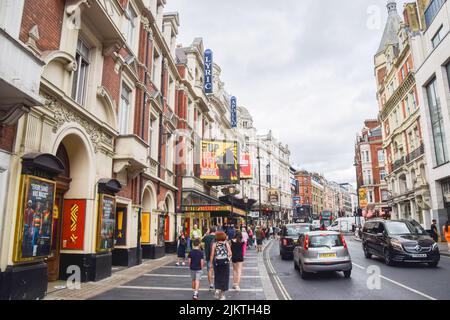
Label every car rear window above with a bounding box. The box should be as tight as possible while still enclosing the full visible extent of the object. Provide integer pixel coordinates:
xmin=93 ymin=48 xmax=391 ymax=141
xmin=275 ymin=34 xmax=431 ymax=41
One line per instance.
xmin=309 ymin=234 xmax=343 ymax=248
xmin=286 ymin=225 xmax=311 ymax=236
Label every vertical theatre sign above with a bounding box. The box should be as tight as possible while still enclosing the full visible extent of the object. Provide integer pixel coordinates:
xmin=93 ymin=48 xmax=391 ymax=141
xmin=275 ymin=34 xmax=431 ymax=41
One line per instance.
xmin=204 ymin=49 xmax=213 ymax=94
xmin=61 ymin=199 xmax=86 ymax=250
xmin=231 ymin=96 xmax=237 ymax=128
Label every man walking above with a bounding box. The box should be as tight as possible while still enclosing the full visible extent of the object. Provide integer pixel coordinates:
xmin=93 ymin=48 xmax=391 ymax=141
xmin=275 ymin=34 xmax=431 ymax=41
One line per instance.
xmin=430 ymin=219 xmax=439 ymax=242
xmin=202 ymin=227 xmax=216 ymax=291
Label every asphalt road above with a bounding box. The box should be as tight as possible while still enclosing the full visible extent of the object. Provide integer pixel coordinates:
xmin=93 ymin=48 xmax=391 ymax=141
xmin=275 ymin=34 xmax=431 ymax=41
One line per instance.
xmin=267 ymin=237 xmax=450 ymax=300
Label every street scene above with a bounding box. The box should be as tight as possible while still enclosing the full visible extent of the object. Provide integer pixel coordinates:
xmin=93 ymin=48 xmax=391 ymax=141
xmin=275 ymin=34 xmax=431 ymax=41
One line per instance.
xmin=1 ymin=0 xmax=450 ymax=301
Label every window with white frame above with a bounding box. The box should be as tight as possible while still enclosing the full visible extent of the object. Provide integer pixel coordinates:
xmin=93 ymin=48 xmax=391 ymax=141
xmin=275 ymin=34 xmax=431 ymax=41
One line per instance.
xmin=118 ymin=84 xmax=132 ymax=135
xmin=377 ymin=149 xmax=384 ymax=164
xmin=149 ymin=115 xmax=158 ymax=160
xmin=368 ymin=190 xmax=374 ymax=203
xmin=431 ymin=26 xmax=444 ymax=48
xmin=72 ymin=39 xmax=90 ymax=105
xmin=125 ymin=2 xmax=138 ymax=49
xmin=152 ymin=49 xmax=161 ymax=87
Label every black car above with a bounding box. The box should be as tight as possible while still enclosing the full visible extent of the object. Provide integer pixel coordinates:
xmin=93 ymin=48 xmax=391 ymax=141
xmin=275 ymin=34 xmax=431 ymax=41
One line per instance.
xmin=280 ymin=223 xmax=314 ymax=260
xmin=361 ymin=219 xmax=440 ymax=267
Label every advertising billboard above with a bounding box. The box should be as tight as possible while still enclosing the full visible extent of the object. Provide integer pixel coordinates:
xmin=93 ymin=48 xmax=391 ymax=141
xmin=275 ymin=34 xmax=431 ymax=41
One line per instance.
xmin=268 ymin=188 xmax=280 ymax=204
xmin=359 ymin=188 xmax=368 ymax=208
xmin=239 ymin=153 xmax=252 ymax=179
xmin=199 ymin=140 xmax=239 ymax=183
xmin=61 ymin=199 xmax=86 ymax=250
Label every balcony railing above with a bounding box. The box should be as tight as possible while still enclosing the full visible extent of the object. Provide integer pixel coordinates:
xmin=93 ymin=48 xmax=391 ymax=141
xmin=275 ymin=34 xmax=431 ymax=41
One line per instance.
xmin=392 ymin=157 xmax=405 ymax=172
xmin=406 ymin=144 xmax=425 ymax=164
xmin=425 ymin=0 xmax=446 ymax=28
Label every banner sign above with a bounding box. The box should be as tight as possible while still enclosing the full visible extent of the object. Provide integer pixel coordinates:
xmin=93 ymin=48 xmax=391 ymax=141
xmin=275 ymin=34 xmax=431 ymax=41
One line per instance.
xmin=293 ymin=196 xmax=301 ymax=206
xmin=17 ymin=176 xmax=56 ymax=261
xmin=231 ymin=96 xmax=237 ymax=128
xmin=141 ymin=212 xmax=151 ymax=244
xmin=239 ymin=153 xmax=252 ymax=179
xmin=97 ymin=194 xmax=116 ymax=252
xmin=115 ymin=206 xmax=127 ymax=246
xmin=249 ymin=211 xmax=260 ymax=218
xmin=359 ymin=188 xmax=368 ymax=208
xmin=200 ymin=140 xmax=239 ymax=183
xmin=204 ymin=49 xmax=213 ymax=94
xmin=268 ymin=189 xmax=279 ymax=204
xmin=61 ymin=199 xmax=86 ymax=250
xmin=183 ymin=205 xmax=246 ymax=216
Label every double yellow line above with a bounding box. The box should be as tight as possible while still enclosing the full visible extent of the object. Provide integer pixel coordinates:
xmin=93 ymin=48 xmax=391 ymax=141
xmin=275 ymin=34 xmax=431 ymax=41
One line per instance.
xmin=264 ymin=240 xmax=292 ymax=300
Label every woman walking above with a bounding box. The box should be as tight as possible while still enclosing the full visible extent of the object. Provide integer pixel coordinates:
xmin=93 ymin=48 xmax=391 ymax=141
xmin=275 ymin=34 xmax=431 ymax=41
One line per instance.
xmin=210 ymin=231 xmax=231 ymax=300
xmin=443 ymin=221 xmax=450 ymax=252
xmin=176 ymin=231 xmax=187 ymax=266
xmin=241 ymin=227 xmax=249 ymax=257
xmin=231 ymin=231 xmax=245 ymax=291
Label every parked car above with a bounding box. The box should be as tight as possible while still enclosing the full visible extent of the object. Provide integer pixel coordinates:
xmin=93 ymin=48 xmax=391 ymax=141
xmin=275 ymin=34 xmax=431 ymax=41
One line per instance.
xmin=293 ymin=231 xmax=352 ymax=279
xmin=361 ymin=219 xmax=440 ymax=267
xmin=280 ymin=223 xmax=314 ymax=260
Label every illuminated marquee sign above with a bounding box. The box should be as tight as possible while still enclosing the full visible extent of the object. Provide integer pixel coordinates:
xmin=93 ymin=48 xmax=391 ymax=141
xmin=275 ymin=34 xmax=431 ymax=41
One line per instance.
xmin=204 ymin=49 xmax=213 ymax=94
xmin=231 ymin=96 xmax=237 ymax=128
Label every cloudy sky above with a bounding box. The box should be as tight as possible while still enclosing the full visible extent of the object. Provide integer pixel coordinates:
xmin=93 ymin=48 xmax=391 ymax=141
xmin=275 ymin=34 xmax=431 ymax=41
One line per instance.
xmin=165 ymin=0 xmax=407 ymax=185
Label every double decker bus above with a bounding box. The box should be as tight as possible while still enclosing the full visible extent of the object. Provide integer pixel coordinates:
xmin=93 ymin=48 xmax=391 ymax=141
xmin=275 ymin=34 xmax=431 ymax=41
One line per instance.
xmin=319 ymin=210 xmax=334 ymax=229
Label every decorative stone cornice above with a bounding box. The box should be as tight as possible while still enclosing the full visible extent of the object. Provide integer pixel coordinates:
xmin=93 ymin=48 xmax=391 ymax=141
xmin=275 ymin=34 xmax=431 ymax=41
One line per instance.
xmin=380 ymin=71 xmax=415 ymax=121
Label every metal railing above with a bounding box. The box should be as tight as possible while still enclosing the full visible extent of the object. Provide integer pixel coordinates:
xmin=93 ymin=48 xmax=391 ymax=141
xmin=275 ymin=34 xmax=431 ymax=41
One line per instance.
xmin=406 ymin=144 xmax=425 ymax=163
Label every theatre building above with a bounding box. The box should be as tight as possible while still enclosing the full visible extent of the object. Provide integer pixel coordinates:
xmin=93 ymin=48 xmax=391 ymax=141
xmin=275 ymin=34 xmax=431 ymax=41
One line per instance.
xmin=0 ymin=0 xmax=179 ymax=300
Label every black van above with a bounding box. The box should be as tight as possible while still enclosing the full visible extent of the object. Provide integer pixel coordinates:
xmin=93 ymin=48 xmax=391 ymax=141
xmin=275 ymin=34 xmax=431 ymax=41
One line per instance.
xmin=361 ymin=219 xmax=440 ymax=267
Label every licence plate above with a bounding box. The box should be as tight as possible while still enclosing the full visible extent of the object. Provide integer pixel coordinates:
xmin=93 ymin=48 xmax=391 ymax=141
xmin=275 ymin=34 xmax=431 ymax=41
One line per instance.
xmin=411 ymin=254 xmax=427 ymax=258
xmin=319 ymin=253 xmax=337 ymax=258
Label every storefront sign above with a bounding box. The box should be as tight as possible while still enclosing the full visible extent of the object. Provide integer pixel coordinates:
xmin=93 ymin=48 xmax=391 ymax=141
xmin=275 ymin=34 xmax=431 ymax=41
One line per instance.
xmin=204 ymin=49 xmax=213 ymax=94
xmin=15 ymin=175 xmax=56 ymax=261
xmin=232 ymin=207 xmax=247 ymax=216
xmin=61 ymin=199 xmax=86 ymax=250
xmin=240 ymin=153 xmax=252 ymax=179
xmin=249 ymin=211 xmax=260 ymax=218
xmin=141 ymin=212 xmax=151 ymax=244
xmin=96 ymin=194 xmax=116 ymax=252
xmin=359 ymin=188 xmax=368 ymax=208
xmin=184 ymin=205 xmax=231 ymax=212
xmin=200 ymin=140 xmax=239 ymax=183
xmin=115 ymin=206 xmax=127 ymax=246
xmin=231 ymin=96 xmax=237 ymax=128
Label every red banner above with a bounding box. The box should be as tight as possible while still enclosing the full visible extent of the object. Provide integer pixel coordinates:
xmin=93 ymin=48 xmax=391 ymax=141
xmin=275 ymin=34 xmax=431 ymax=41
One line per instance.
xmin=240 ymin=153 xmax=252 ymax=179
xmin=61 ymin=199 xmax=86 ymax=250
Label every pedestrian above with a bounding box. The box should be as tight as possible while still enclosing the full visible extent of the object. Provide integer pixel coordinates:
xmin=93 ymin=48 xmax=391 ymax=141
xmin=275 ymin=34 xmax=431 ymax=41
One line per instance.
xmin=256 ymin=227 xmax=264 ymax=253
xmin=269 ymin=225 xmax=274 ymax=239
xmin=190 ymin=224 xmax=202 ymax=249
xmin=231 ymin=231 xmax=245 ymax=291
xmin=188 ymin=239 xmax=204 ymax=300
xmin=443 ymin=221 xmax=450 ymax=252
xmin=202 ymin=226 xmax=216 ymax=291
xmin=241 ymin=227 xmax=249 ymax=256
xmin=176 ymin=231 xmax=187 ymax=266
xmin=247 ymin=227 xmax=254 ymax=249
xmin=210 ymin=231 xmax=232 ymax=300
xmin=430 ymin=219 xmax=439 ymax=242
xmin=227 ymin=224 xmax=236 ymax=240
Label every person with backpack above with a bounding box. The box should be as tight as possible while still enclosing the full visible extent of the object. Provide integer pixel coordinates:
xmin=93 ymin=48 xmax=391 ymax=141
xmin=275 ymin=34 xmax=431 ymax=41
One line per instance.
xmin=231 ymin=231 xmax=245 ymax=291
xmin=176 ymin=231 xmax=187 ymax=266
xmin=256 ymin=227 xmax=264 ymax=253
xmin=210 ymin=231 xmax=232 ymax=300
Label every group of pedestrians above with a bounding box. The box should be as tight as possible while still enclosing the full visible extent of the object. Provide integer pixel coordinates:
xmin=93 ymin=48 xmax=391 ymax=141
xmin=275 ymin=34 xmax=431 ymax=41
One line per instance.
xmin=430 ymin=219 xmax=450 ymax=252
xmin=176 ymin=224 xmax=249 ymax=300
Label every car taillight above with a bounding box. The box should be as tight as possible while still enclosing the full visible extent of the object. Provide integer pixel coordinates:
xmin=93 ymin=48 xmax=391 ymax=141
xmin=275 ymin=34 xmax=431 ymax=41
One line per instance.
xmin=341 ymin=234 xmax=347 ymax=249
xmin=304 ymin=235 xmax=309 ymax=251
xmin=283 ymin=239 xmax=288 ymax=246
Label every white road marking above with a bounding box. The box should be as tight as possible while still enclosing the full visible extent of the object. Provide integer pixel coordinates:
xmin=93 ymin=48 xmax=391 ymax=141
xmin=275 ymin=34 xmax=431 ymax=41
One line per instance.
xmin=265 ymin=241 xmax=292 ymax=300
xmin=142 ymin=274 xmax=261 ymax=279
xmin=351 ymin=262 xmax=437 ymax=300
xmin=119 ymin=286 xmax=263 ymax=292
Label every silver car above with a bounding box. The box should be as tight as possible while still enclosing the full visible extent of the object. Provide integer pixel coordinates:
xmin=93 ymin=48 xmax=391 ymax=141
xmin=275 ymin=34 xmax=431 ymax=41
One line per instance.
xmin=293 ymin=231 xmax=352 ymax=279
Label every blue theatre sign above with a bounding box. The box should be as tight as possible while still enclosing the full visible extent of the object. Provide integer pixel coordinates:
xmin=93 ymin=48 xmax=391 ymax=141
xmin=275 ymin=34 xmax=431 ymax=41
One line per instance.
xmin=231 ymin=96 xmax=237 ymax=128
xmin=204 ymin=49 xmax=213 ymax=94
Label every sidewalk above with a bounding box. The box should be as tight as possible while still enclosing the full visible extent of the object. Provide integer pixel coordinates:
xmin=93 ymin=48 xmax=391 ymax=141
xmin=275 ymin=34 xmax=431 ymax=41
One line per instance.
xmin=45 ymin=241 xmax=276 ymax=300
xmin=44 ymin=255 xmax=177 ymax=300
xmin=352 ymin=236 xmax=450 ymax=257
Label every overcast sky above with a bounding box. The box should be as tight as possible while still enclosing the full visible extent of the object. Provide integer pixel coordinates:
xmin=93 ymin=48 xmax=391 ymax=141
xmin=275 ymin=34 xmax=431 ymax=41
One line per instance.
xmin=165 ymin=0 xmax=408 ymax=185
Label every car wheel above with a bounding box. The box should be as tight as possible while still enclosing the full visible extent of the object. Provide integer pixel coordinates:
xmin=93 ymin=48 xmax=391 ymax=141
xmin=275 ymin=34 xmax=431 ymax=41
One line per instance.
xmin=343 ymin=270 xmax=351 ymax=278
xmin=428 ymin=261 xmax=439 ymax=268
xmin=299 ymin=263 xmax=309 ymax=279
xmin=384 ymin=249 xmax=394 ymax=266
xmin=363 ymin=244 xmax=372 ymax=259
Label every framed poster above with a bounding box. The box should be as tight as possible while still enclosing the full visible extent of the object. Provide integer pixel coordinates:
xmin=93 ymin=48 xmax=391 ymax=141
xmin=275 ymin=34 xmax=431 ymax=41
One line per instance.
xmin=115 ymin=206 xmax=127 ymax=246
xmin=199 ymin=140 xmax=239 ymax=183
xmin=96 ymin=194 xmax=116 ymax=252
xmin=61 ymin=199 xmax=86 ymax=250
xmin=14 ymin=175 xmax=56 ymax=262
xmin=141 ymin=212 xmax=151 ymax=244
